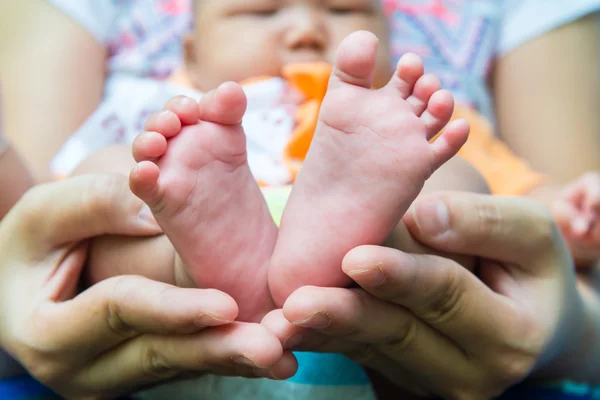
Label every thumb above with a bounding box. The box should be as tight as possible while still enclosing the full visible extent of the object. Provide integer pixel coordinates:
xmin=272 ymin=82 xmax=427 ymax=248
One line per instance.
xmin=10 ymin=174 xmax=161 ymax=257
xmin=403 ymin=192 xmax=569 ymax=274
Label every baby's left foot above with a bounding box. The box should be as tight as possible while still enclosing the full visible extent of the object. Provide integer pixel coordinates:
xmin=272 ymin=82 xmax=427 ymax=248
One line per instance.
xmin=269 ymin=31 xmax=469 ymax=306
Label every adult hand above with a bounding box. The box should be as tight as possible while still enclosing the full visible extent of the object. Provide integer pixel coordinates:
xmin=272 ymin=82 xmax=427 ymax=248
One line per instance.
xmin=263 ymin=192 xmax=584 ymax=399
xmin=0 ymin=175 xmax=295 ymax=399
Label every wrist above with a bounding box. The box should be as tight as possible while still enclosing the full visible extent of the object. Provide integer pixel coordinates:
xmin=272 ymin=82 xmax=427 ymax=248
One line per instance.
xmin=532 ymin=272 xmax=598 ymax=382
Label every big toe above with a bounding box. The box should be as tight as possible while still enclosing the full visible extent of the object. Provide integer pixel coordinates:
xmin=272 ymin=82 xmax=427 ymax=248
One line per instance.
xmin=198 ymin=82 xmax=247 ymax=126
xmin=331 ymin=30 xmax=379 ymax=89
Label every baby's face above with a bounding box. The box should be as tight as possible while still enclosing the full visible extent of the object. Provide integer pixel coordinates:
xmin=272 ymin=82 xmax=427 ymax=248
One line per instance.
xmin=186 ymin=0 xmax=392 ymax=91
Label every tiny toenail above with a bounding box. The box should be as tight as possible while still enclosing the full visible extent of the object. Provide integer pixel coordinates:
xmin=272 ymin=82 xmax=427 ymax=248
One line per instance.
xmin=232 ymin=355 xmax=257 ymax=367
xmin=412 ymin=200 xmax=449 ymax=235
xmin=160 ymin=110 xmax=175 ymax=121
xmin=294 ymin=312 xmax=330 ymax=329
xmin=346 ymin=265 xmax=386 ymax=286
xmin=181 ymin=96 xmax=196 ymax=107
xmin=283 ymin=333 xmax=303 ymax=349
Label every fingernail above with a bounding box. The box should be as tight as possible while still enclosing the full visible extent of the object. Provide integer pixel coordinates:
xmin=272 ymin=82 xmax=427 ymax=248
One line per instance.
xmin=195 ymin=313 xmax=233 ymax=327
xmin=293 ymin=312 xmax=330 ymax=329
xmin=254 ymin=368 xmax=279 ymax=379
xmin=137 ymin=204 xmax=160 ymax=228
xmin=232 ymin=355 xmax=257 ymax=367
xmin=412 ymin=200 xmax=449 ymax=235
xmin=283 ymin=333 xmax=303 ymax=349
xmin=346 ymin=265 xmax=386 ymax=286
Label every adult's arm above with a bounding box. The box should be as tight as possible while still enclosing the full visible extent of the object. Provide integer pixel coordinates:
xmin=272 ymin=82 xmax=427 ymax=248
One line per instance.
xmin=0 ymin=0 xmax=106 ymax=181
xmin=0 ymin=141 xmax=33 ymax=219
xmin=493 ymin=12 xmax=600 ymax=183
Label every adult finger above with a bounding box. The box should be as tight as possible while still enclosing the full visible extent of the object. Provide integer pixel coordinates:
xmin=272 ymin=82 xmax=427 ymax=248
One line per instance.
xmin=74 ymin=323 xmax=297 ymax=398
xmin=283 ymin=286 xmax=474 ymax=372
xmin=261 ymin=310 xmax=435 ymax=396
xmin=9 ymin=175 xmax=161 ymax=259
xmin=341 ymin=245 xmax=544 ymax=362
xmin=403 ymin=192 xmax=567 ymax=273
xmin=28 ymin=276 xmax=238 ymax=358
xmin=267 ymin=288 xmax=513 ymax=399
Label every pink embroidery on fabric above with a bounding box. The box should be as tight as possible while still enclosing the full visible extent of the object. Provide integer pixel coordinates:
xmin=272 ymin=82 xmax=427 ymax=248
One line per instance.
xmin=383 ymin=0 xmax=458 ymax=24
xmin=158 ymin=0 xmax=190 ymax=16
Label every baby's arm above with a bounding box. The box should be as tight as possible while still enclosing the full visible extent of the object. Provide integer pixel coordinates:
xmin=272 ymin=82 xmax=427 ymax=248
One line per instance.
xmin=526 ymin=173 xmax=600 ymax=268
xmin=0 ymin=137 xmax=34 ymax=220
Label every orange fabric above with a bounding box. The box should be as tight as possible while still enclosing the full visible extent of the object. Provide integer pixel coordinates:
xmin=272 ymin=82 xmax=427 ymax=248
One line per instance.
xmin=281 ymin=63 xmax=331 ymax=181
xmin=168 ymin=64 xmax=543 ymax=196
xmin=281 ymin=63 xmax=543 ymax=196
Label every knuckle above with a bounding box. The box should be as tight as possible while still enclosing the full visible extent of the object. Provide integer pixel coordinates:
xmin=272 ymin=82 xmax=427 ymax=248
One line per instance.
xmin=84 ymin=175 xmax=126 ymax=218
xmin=420 ymin=267 xmax=466 ymax=324
xmin=344 ymin=343 xmax=379 ymax=366
xmin=106 ymin=277 xmax=138 ymax=337
xmin=140 ymin=345 xmax=178 ymax=379
xmin=377 ymin=317 xmax=418 ymax=355
xmin=472 ymin=200 xmax=503 ymax=246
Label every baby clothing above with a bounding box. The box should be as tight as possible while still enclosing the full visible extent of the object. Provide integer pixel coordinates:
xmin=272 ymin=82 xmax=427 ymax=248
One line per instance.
xmin=47 ymin=0 xmax=600 ymax=121
xmin=50 ymin=61 xmax=542 ymax=196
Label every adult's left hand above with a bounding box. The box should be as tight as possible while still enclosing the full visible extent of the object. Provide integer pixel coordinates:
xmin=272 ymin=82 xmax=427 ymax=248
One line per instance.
xmin=263 ymin=192 xmax=585 ymax=399
xmin=0 ymin=175 xmax=295 ymax=400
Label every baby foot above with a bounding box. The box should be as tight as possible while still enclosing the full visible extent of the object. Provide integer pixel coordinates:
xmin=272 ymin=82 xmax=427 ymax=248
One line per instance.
xmin=269 ymin=31 xmax=469 ymax=306
xmin=130 ymin=87 xmax=278 ymax=322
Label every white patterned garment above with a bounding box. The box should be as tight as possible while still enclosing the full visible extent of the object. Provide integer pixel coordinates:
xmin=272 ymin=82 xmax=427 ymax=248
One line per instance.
xmin=48 ymin=0 xmax=600 ymax=122
xmin=51 ymin=75 xmax=297 ymax=185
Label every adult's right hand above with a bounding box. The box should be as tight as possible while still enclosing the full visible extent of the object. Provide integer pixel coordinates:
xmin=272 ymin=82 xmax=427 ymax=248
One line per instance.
xmin=0 ymin=175 xmax=295 ymax=399
xmin=263 ymin=192 xmax=588 ymax=399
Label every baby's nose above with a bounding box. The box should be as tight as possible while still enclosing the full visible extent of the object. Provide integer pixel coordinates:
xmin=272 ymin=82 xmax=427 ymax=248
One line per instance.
xmin=284 ymin=6 xmax=326 ymax=53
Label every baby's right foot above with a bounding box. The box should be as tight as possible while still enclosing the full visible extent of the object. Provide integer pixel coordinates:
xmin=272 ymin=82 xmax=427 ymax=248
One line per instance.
xmin=130 ymin=87 xmax=277 ymax=322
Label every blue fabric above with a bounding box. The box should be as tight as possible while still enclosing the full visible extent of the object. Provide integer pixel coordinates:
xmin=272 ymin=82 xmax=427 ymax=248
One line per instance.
xmin=500 ymin=381 xmax=600 ymax=400
xmin=287 ymin=352 xmax=370 ymax=386
xmin=0 ymin=375 xmax=60 ymax=400
xmin=3 ymin=371 xmax=600 ymax=400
